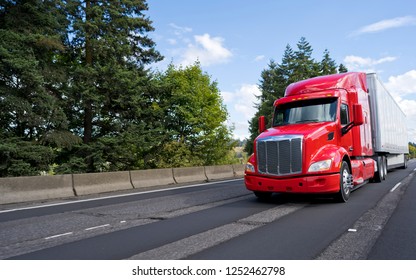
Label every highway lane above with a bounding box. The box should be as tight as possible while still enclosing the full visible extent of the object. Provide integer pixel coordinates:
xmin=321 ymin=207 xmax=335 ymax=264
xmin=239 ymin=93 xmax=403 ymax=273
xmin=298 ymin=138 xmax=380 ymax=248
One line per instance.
xmin=0 ymin=179 xmax=258 ymax=259
xmin=1 ymin=161 xmax=415 ymax=260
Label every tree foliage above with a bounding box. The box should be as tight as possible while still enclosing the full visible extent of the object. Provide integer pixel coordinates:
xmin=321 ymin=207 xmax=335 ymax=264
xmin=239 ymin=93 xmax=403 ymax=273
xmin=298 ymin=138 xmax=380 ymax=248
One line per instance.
xmin=151 ymin=63 xmax=237 ymax=168
xmin=0 ymin=0 xmax=72 ymax=176
xmin=245 ymin=37 xmax=347 ymax=154
xmin=0 ymin=1 xmax=237 ymax=176
xmin=409 ymin=142 xmax=416 ymax=159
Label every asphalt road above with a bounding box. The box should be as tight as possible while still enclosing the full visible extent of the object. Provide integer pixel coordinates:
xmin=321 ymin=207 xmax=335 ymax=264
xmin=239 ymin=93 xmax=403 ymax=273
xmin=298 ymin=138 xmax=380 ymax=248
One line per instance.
xmin=1 ymin=160 xmax=415 ymax=260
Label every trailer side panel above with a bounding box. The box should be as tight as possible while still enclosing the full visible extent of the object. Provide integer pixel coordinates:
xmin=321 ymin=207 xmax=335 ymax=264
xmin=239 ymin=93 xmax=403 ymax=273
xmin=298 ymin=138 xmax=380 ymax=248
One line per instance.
xmin=366 ymin=73 xmax=409 ymax=154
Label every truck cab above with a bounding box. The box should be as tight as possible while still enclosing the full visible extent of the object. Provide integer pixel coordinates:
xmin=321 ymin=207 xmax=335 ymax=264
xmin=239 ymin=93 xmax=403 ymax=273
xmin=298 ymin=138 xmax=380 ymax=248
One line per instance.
xmin=245 ymin=72 xmax=377 ymax=202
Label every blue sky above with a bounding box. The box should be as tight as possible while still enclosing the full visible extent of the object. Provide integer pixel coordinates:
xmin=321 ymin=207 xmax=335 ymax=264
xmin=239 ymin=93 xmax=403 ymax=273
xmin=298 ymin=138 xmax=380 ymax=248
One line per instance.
xmin=146 ymin=0 xmax=416 ymax=143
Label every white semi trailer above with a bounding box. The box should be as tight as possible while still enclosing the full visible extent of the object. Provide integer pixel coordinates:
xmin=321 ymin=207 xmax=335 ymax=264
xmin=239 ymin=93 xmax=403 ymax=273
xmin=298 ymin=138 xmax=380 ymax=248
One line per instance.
xmin=367 ymin=73 xmax=409 ymax=180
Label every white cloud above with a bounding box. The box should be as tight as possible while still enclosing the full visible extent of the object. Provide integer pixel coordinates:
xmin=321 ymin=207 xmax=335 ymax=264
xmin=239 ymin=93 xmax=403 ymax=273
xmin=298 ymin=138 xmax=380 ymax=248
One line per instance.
xmin=167 ymin=38 xmax=177 ymax=45
xmin=397 ymin=98 xmax=416 ymax=117
xmin=409 ymin=128 xmax=416 ymax=145
xmin=180 ymin=33 xmax=233 ymax=66
xmin=222 ymin=84 xmax=261 ymax=139
xmin=384 ymin=71 xmax=416 ymax=143
xmin=221 ymin=91 xmax=234 ymax=103
xmin=352 ymin=16 xmax=416 ymax=36
xmin=226 ymin=84 xmax=260 ymax=117
xmin=254 ymin=55 xmax=265 ymax=62
xmin=166 ymin=23 xmax=192 ymax=45
xmin=169 ymin=23 xmax=192 ymax=36
xmin=384 ymin=70 xmax=416 ymax=98
xmin=396 ymin=98 xmax=416 ymax=144
xmin=343 ymin=55 xmax=397 ymax=73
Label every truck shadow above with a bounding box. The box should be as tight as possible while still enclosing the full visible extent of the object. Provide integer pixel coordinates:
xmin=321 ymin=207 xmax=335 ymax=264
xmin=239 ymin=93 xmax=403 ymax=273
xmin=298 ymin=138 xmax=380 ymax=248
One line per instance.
xmin=254 ymin=193 xmax=341 ymax=205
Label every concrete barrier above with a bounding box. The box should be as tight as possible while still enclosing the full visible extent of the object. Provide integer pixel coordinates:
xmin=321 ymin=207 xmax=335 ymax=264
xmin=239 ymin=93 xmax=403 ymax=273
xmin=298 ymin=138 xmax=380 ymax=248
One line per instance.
xmin=73 ymin=171 xmax=133 ymax=196
xmin=204 ymin=165 xmax=234 ymax=181
xmin=0 ymin=164 xmax=247 ymax=205
xmin=130 ymin=168 xmax=175 ymax=189
xmin=173 ymin=166 xmax=207 ymax=184
xmin=233 ymin=164 xmax=245 ymax=177
xmin=0 ymin=175 xmax=74 ymax=204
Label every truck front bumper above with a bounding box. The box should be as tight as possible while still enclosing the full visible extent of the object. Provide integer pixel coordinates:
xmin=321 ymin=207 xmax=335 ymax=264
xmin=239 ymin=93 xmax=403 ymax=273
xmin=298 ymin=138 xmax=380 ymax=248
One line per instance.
xmin=245 ymin=173 xmax=341 ymax=194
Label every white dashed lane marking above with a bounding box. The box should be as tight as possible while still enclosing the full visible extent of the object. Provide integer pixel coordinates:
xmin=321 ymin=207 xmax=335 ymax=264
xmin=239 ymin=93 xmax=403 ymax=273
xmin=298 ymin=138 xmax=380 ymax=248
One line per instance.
xmin=390 ymin=182 xmax=402 ymax=192
xmin=85 ymin=224 xmax=110 ymax=231
xmin=44 ymin=232 xmax=73 ymax=240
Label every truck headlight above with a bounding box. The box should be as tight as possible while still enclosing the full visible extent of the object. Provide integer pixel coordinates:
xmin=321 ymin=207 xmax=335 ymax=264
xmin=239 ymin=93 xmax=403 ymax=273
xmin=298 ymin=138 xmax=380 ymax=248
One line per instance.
xmin=245 ymin=162 xmax=255 ymax=173
xmin=308 ymin=159 xmax=332 ymax=172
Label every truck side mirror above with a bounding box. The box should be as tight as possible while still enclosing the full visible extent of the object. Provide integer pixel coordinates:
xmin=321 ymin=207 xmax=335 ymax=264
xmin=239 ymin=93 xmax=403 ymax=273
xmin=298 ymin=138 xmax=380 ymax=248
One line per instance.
xmin=258 ymin=116 xmax=266 ymax=133
xmin=342 ymin=104 xmax=364 ymax=135
xmin=353 ymin=104 xmax=364 ymax=126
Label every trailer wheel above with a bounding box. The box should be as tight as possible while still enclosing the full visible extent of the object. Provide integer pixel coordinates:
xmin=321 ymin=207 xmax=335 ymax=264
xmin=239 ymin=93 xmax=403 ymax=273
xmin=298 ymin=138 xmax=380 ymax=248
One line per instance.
xmin=401 ymin=156 xmax=408 ymax=169
xmin=382 ymin=156 xmax=387 ymax=180
xmin=335 ymin=161 xmax=352 ymax=202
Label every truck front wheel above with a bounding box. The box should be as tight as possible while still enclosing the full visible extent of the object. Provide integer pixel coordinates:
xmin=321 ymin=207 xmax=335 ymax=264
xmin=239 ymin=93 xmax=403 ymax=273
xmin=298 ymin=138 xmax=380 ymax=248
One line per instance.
xmin=335 ymin=161 xmax=353 ymax=202
xmin=373 ymin=156 xmax=385 ymax=183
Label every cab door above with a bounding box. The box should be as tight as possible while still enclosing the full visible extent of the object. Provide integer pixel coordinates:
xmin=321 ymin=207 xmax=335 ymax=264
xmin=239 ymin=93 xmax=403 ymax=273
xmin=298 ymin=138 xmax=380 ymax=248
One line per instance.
xmin=340 ymin=103 xmax=353 ymax=156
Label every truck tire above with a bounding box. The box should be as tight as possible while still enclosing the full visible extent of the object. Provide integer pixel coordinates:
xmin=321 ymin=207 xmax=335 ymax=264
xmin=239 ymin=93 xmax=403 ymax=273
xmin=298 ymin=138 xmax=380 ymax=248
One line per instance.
xmin=382 ymin=156 xmax=387 ymax=180
xmin=373 ymin=156 xmax=385 ymax=183
xmin=401 ymin=156 xmax=408 ymax=169
xmin=335 ymin=161 xmax=352 ymax=202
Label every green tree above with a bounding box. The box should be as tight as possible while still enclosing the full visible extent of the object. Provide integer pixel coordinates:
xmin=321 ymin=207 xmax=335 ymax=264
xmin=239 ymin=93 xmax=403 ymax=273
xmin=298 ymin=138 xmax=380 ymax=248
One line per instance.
xmin=57 ymin=0 xmax=163 ymax=173
xmin=291 ymin=37 xmax=320 ymax=82
xmin=338 ymin=63 xmax=348 ymax=73
xmin=0 ymin=0 xmax=77 ymax=176
xmin=152 ymin=63 xmax=236 ymax=167
xmin=0 ymin=1 xmax=239 ymax=176
xmin=320 ymin=49 xmax=338 ymax=75
xmin=409 ymin=142 xmax=416 ymax=159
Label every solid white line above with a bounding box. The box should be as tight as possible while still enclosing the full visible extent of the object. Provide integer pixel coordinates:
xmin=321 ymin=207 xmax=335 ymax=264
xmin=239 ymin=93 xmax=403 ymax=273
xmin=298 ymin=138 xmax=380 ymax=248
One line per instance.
xmin=390 ymin=182 xmax=402 ymax=193
xmin=0 ymin=178 xmax=243 ymax=214
xmin=44 ymin=232 xmax=73 ymax=240
xmin=85 ymin=224 xmax=110 ymax=231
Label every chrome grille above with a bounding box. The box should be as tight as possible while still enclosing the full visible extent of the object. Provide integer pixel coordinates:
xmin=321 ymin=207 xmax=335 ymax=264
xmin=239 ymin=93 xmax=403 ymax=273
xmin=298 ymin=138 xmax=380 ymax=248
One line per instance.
xmin=257 ymin=136 xmax=303 ymax=176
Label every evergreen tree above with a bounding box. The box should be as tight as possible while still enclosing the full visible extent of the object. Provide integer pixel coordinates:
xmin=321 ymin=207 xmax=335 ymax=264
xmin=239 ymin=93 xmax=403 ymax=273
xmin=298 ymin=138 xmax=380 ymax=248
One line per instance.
xmin=65 ymin=0 xmax=162 ymax=142
xmin=0 ymin=1 xmax=240 ymax=176
xmin=338 ymin=63 xmax=348 ymax=73
xmin=0 ymin=0 xmax=76 ymax=176
xmin=320 ymin=49 xmax=338 ymax=75
xmin=280 ymin=44 xmax=296 ymax=83
xmin=57 ymin=0 xmax=163 ymax=172
xmin=292 ymin=37 xmax=320 ymax=82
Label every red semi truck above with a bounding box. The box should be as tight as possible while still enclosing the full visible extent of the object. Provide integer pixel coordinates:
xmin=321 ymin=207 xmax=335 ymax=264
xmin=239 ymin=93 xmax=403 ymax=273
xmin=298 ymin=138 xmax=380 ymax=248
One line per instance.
xmin=244 ymin=72 xmax=409 ymax=202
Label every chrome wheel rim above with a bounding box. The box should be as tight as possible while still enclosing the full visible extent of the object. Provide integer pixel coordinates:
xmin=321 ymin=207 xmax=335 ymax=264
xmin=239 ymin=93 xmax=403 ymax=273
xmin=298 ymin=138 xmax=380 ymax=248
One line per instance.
xmin=342 ymin=168 xmax=351 ymax=195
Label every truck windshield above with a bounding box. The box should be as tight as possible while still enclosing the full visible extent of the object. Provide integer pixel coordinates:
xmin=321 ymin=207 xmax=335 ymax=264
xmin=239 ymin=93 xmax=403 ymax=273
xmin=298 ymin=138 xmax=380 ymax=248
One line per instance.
xmin=273 ymin=98 xmax=337 ymax=126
